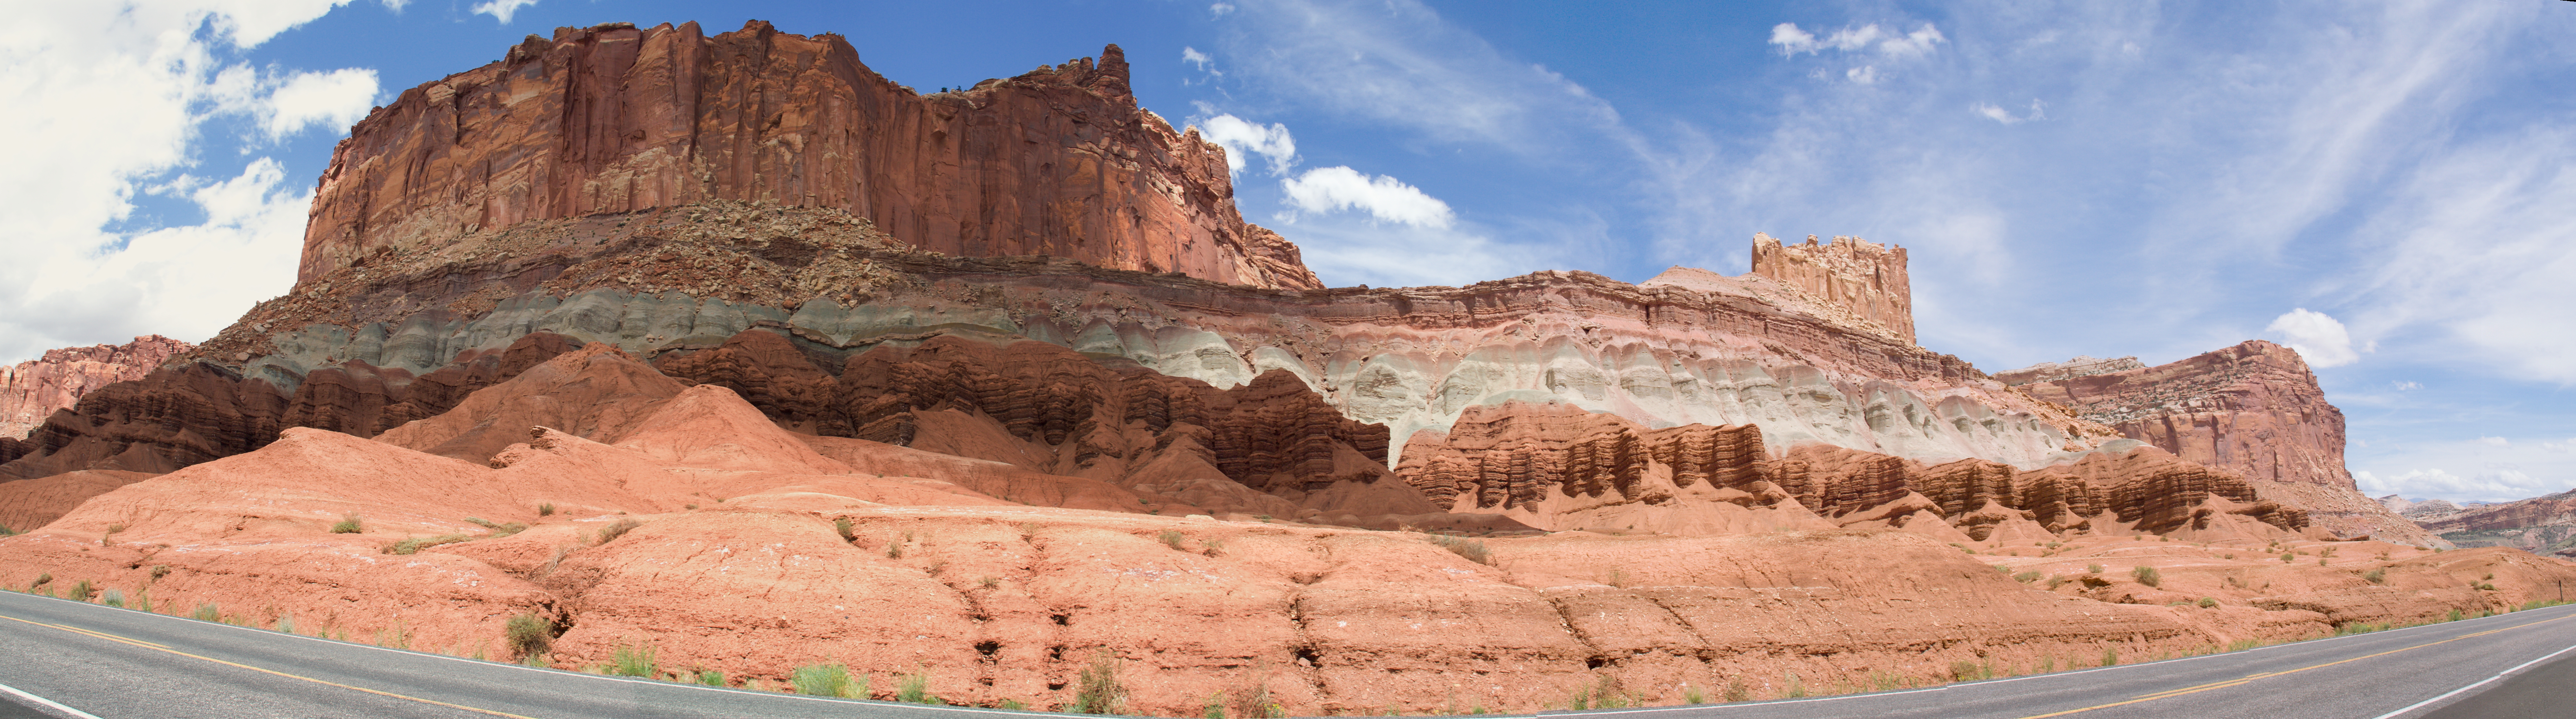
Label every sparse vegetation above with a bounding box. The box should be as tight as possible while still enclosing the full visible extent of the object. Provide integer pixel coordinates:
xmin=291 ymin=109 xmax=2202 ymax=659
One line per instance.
xmin=1002 ymin=699 xmax=1028 ymax=711
xmin=596 ymin=517 xmax=641 ymax=545
xmin=1782 ymin=672 xmax=1806 ymax=698
xmin=537 ymin=503 xmax=556 ymax=517
xmin=69 ymin=579 xmax=95 ymax=601
xmin=1566 ymin=674 xmax=1631 ymax=709
xmin=2364 ymin=568 xmax=2387 ymax=584
xmin=2131 ymin=565 xmax=2161 ymax=588
xmin=835 ymin=517 xmax=857 ymax=543
xmin=2280 ymin=552 xmax=2295 ymax=563
xmin=2448 ymin=609 xmax=2464 ymax=622
xmin=1950 ymin=660 xmax=1991 ymax=681
xmin=2088 ymin=564 xmax=2105 ymax=574
xmin=696 ymin=669 xmax=726 ymax=686
xmin=100 ymin=588 xmax=124 ymax=608
xmin=2197 ymin=596 xmax=2218 ymax=609
xmin=1723 ymin=677 xmax=1750 ymax=702
xmin=331 ymin=514 xmax=363 ymax=534
xmin=150 ymin=564 xmax=170 ymax=580
xmin=1681 ymin=683 xmax=1705 ymax=704
xmin=2014 ymin=570 xmax=2042 ymax=583
xmin=1159 ymin=530 xmax=1186 ymax=550
xmin=979 ymin=576 xmax=1000 ymax=590
xmin=610 ymin=642 xmax=659 ymax=677
xmin=1425 ymin=532 xmax=1492 ymax=565
xmin=274 ymin=615 xmax=296 ymax=634
xmin=1254 ymin=514 xmax=1273 ymax=523
xmin=193 ymin=601 xmax=220 ymax=622
xmin=1074 ymin=650 xmax=1129 ymax=714
xmin=1204 ymin=691 xmax=1228 ymax=719
xmin=464 ymin=517 xmax=529 ymax=536
xmin=896 ymin=668 xmax=944 ymax=704
xmin=2101 ymin=645 xmax=2119 ymax=666
xmin=792 ymin=663 xmax=865 ymax=697
xmin=387 ymin=533 xmax=475 ymax=555
xmin=506 ymin=613 xmax=553 ymax=660
xmin=1200 ymin=538 xmax=1226 ymax=556
xmin=886 ymin=543 xmax=904 ymax=559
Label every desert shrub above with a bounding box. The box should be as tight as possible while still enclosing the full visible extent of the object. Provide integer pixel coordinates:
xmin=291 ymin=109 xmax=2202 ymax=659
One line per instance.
xmin=2447 ymin=609 xmax=2464 ymax=622
xmin=835 ymin=517 xmax=857 ymax=543
xmin=896 ymin=668 xmax=943 ymax=704
xmin=2197 ymin=596 xmax=2218 ymax=609
xmin=331 ymin=515 xmax=364 ymax=534
xmin=1782 ymin=672 xmax=1806 ymax=698
xmin=1722 ymin=677 xmax=1750 ymax=702
xmin=2014 ymin=570 xmax=2042 ymax=583
xmin=1001 ymin=699 xmax=1028 ymax=710
xmin=150 ymin=564 xmax=170 ymax=580
xmin=1253 ymin=514 xmax=1273 ymax=523
xmin=0 ymin=522 xmax=14 ymax=536
xmin=2100 ymin=645 xmax=2118 ymax=666
xmin=1073 ymin=650 xmax=1128 ymax=714
xmin=596 ymin=517 xmax=641 ymax=545
xmin=696 ymin=669 xmax=725 ymax=686
xmin=100 ymin=589 xmax=124 ymax=608
xmin=2088 ymin=564 xmax=2105 ymax=574
xmin=506 ymin=613 xmax=553 ymax=659
xmin=537 ymin=503 xmax=556 ymax=516
xmin=2363 ymin=568 xmax=2387 ymax=584
xmin=1950 ymin=660 xmax=1989 ymax=681
xmin=796 ymin=663 xmax=869 ymax=697
xmin=387 ymin=533 xmax=475 ymax=555
xmin=1681 ymin=684 xmax=1705 ymax=704
xmin=1159 ymin=530 xmax=1186 ymax=550
xmin=1204 ymin=691 xmax=1228 ymax=719
xmin=2280 ymin=552 xmax=2295 ymax=563
xmin=609 ymin=642 xmax=658 ymax=677
xmin=193 ymin=602 xmax=220 ymax=622
xmin=2480 ymin=582 xmax=2497 ymax=591
xmin=274 ymin=615 xmax=296 ymax=634
xmin=1426 ymin=533 xmax=1492 ymax=565
xmin=70 ymin=579 xmax=95 ymax=601
xmin=464 ymin=518 xmax=528 ymax=537
xmin=1200 ymin=538 xmax=1226 ymax=556
xmin=2131 ymin=565 xmax=2162 ymax=588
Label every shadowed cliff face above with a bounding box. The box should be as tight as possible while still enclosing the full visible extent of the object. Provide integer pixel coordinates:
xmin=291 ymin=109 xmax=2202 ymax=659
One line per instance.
xmin=303 ymin=20 xmax=1319 ymax=291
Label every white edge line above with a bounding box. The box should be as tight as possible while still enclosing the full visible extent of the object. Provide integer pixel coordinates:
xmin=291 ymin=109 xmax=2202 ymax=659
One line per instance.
xmin=0 ymin=681 xmax=106 ymax=719
xmin=2366 ymin=641 xmax=2576 ymax=719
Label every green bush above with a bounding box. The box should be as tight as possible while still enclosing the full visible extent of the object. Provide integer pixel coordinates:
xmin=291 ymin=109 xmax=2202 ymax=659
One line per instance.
xmin=1723 ymin=677 xmax=1750 ymax=702
xmin=696 ymin=669 xmax=726 ymax=686
xmin=331 ymin=514 xmax=363 ymax=534
xmin=896 ymin=668 xmax=943 ymax=704
xmin=537 ymin=503 xmax=556 ymax=517
xmin=2014 ymin=570 xmax=2042 ymax=583
xmin=835 ymin=517 xmax=857 ymax=543
xmin=2131 ymin=565 xmax=2161 ymax=588
xmin=1074 ymin=651 xmax=1128 ymax=714
xmin=2100 ymin=645 xmax=2118 ymax=667
xmin=100 ymin=589 xmax=124 ymax=608
xmin=609 ymin=642 xmax=658 ymax=677
xmin=506 ymin=613 xmax=553 ymax=660
xmin=1159 ymin=530 xmax=1186 ymax=550
xmin=193 ymin=602 xmax=221 ymax=622
xmin=1426 ymin=533 xmax=1492 ymax=565
xmin=2363 ymin=568 xmax=2387 ymax=584
xmin=69 ymin=579 xmax=95 ymax=601
xmin=464 ymin=518 xmax=528 ymax=536
xmin=2088 ymin=564 xmax=2105 ymax=574
xmin=792 ymin=663 xmax=866 ymax=697
xmin=2197 ymin=596 xmax=2218 ymax=609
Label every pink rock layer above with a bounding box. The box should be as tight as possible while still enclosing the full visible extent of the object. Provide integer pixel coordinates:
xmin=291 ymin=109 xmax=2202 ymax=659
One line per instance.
xmin=0 ymin=336 xmax=192 ymax=439
xmin=304 ymin=20 xmax=1320 ymax=291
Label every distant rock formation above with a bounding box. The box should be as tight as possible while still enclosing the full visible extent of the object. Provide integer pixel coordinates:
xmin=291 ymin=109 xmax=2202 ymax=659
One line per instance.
xmin=304 ymin=20 xmax=1320 ymax=291
xmin=1748 ymin=233 xmax=1913 ymax=345
xmin=2415 ymin=490 xmax=2576 ymax=556
xmin=1395 ymin=400 xmax=2310 ymax=540
xmin=1997 ymin=355 xmax=2147 ymax=386
xmin=0 ymin=336 xmax=192 ymax=438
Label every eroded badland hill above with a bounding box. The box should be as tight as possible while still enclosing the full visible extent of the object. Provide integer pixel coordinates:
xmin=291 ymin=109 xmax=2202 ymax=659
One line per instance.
xmin=0 ymin=20 xmax=2560 ymax=715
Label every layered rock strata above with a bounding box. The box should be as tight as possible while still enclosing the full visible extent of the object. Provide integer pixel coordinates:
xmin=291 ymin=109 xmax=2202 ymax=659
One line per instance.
xmin=0 ymin=336 xmax=192 ymax=438
xmin=1396 ymin=401 xmax=2308 ymax=540
xmin=306 ymin=20 xmax=1319 ymax=291
xmin=1747 ymin=233 xmax=1913 ymax=345
xmin=1996 ymin=355 xmax=2146 ymax=386
xmin=2416 ymin=489 xmax=2576 ymax=556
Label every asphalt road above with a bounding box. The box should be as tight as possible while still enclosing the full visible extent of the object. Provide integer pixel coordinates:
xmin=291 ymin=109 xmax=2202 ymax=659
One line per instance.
xmin=2 ymin=589 xmax=2571 ymax=718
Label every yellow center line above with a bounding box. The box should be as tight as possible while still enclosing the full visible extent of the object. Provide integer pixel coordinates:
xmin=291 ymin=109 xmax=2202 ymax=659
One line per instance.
xmin=0 ymin=614 xmax=540 ymax=719
xmin=2018 ymin=613 xmax=2576 ymax=719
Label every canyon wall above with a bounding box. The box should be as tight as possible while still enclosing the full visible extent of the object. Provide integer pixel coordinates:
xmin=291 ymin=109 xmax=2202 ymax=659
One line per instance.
xmin=0 ymin=336 xmax=192 ymax=438
xmin=1748 ymin=234 xmax=1913 ymax=345
xmin=304 ymin=20 xmax=1319 ymax=291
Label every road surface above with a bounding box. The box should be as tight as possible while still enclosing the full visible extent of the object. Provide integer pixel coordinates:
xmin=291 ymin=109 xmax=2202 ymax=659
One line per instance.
xmin=1 ymin=590 xmax=2569 ymax=718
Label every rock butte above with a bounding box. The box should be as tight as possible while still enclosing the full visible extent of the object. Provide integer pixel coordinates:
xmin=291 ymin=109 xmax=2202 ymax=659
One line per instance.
xmin=0 ymin=18 xmax=2535 ymax=716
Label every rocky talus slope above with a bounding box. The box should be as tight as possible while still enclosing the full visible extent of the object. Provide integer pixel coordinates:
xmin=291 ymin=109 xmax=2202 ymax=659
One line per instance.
xmin=305 ymin=20 xmax=1318 ymax=291
xmin=2014 ymin=341 xmax=2435 ymax=546
xmin=0 ymin=336 xmax=191 ymax=439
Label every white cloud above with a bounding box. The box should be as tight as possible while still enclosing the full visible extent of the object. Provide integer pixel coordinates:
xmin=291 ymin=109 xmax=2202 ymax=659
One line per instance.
xmin=1770 ymin=22 xmax=1944 ymax=57
xmin=1279 ymin=166 xmax=1455 ymax=229
xmin=259 ymin=68 xmax=378 ymax=140
xmin=1973 ymin=99 xmax=2046 ymax=125
xmin=470 ymin=0 xmax=539 ymax=24
xmin=2266 ymin=308 xmax=2361 ymax=367
xmin=1263 ymin=216 xmax=1556 ymax=289
xmin=2478 ymin=436 xmax=2510 ymax=447
xmin=2544 ymin=438 xmax=2576 ymax=454
xmin=1846 ymin=66 xmax=1878 ymax=85
xmin=1194 ymin=113 xmax=1297 ymax=175
xmin=2393 ymin=380 xmax=2421 ymax=391
xmin=2355 ymin=467 xmax=2552 ymax=502
xmin=1210 ymin=3 xmax=1236 ymax=17
xmin=0 ymin=1 xmax=368 ymax=363
xmin=1182 ymin=47 xmax=1212 ymax=70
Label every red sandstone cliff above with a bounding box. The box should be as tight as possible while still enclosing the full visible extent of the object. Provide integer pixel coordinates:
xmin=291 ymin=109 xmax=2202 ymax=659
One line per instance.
xmin=1748 ymin=233 xmax=1913 ymax=345
xmin=2016 ymin=341 xmax=2346 ymax=489
xmin=0 ymin=336 xmax=192 ymax=438
xmin=304 ymin=20 xmax=1320 ymax=291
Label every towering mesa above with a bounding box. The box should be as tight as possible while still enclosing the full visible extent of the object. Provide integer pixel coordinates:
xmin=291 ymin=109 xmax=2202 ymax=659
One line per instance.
xmin=1749 ymin=233 xmax=1915 ymax=345
xmin=303 ymin=20 xmax=1321 ymax=290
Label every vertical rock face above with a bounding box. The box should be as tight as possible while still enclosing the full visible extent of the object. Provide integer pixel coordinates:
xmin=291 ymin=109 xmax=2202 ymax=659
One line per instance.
xmin=1748 ymin=233 xmax=1914 ymax=345
xmin=304 ymin=20 xmax=1321 ymax=291
xmin=2018 ymin=340 xmax=2347 ymax=489
xmin=0 ymin=336 xmax=193 ymax=439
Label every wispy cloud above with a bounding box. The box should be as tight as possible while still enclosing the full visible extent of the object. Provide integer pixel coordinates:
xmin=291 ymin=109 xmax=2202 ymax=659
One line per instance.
xmin=2267 ymin=308 xmax=2361 ymax=367
xmin=470 ymin=0 xmax=539 ymax=24
xmin=1278 ymin=166 xmax=1454 ymax=229
xmin=1191 ymin=111 xmax=1296 ymax=175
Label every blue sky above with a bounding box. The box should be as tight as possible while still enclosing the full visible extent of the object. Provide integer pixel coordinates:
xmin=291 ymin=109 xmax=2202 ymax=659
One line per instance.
xmin=4 ymin=0 xmax=2572 ymax=503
